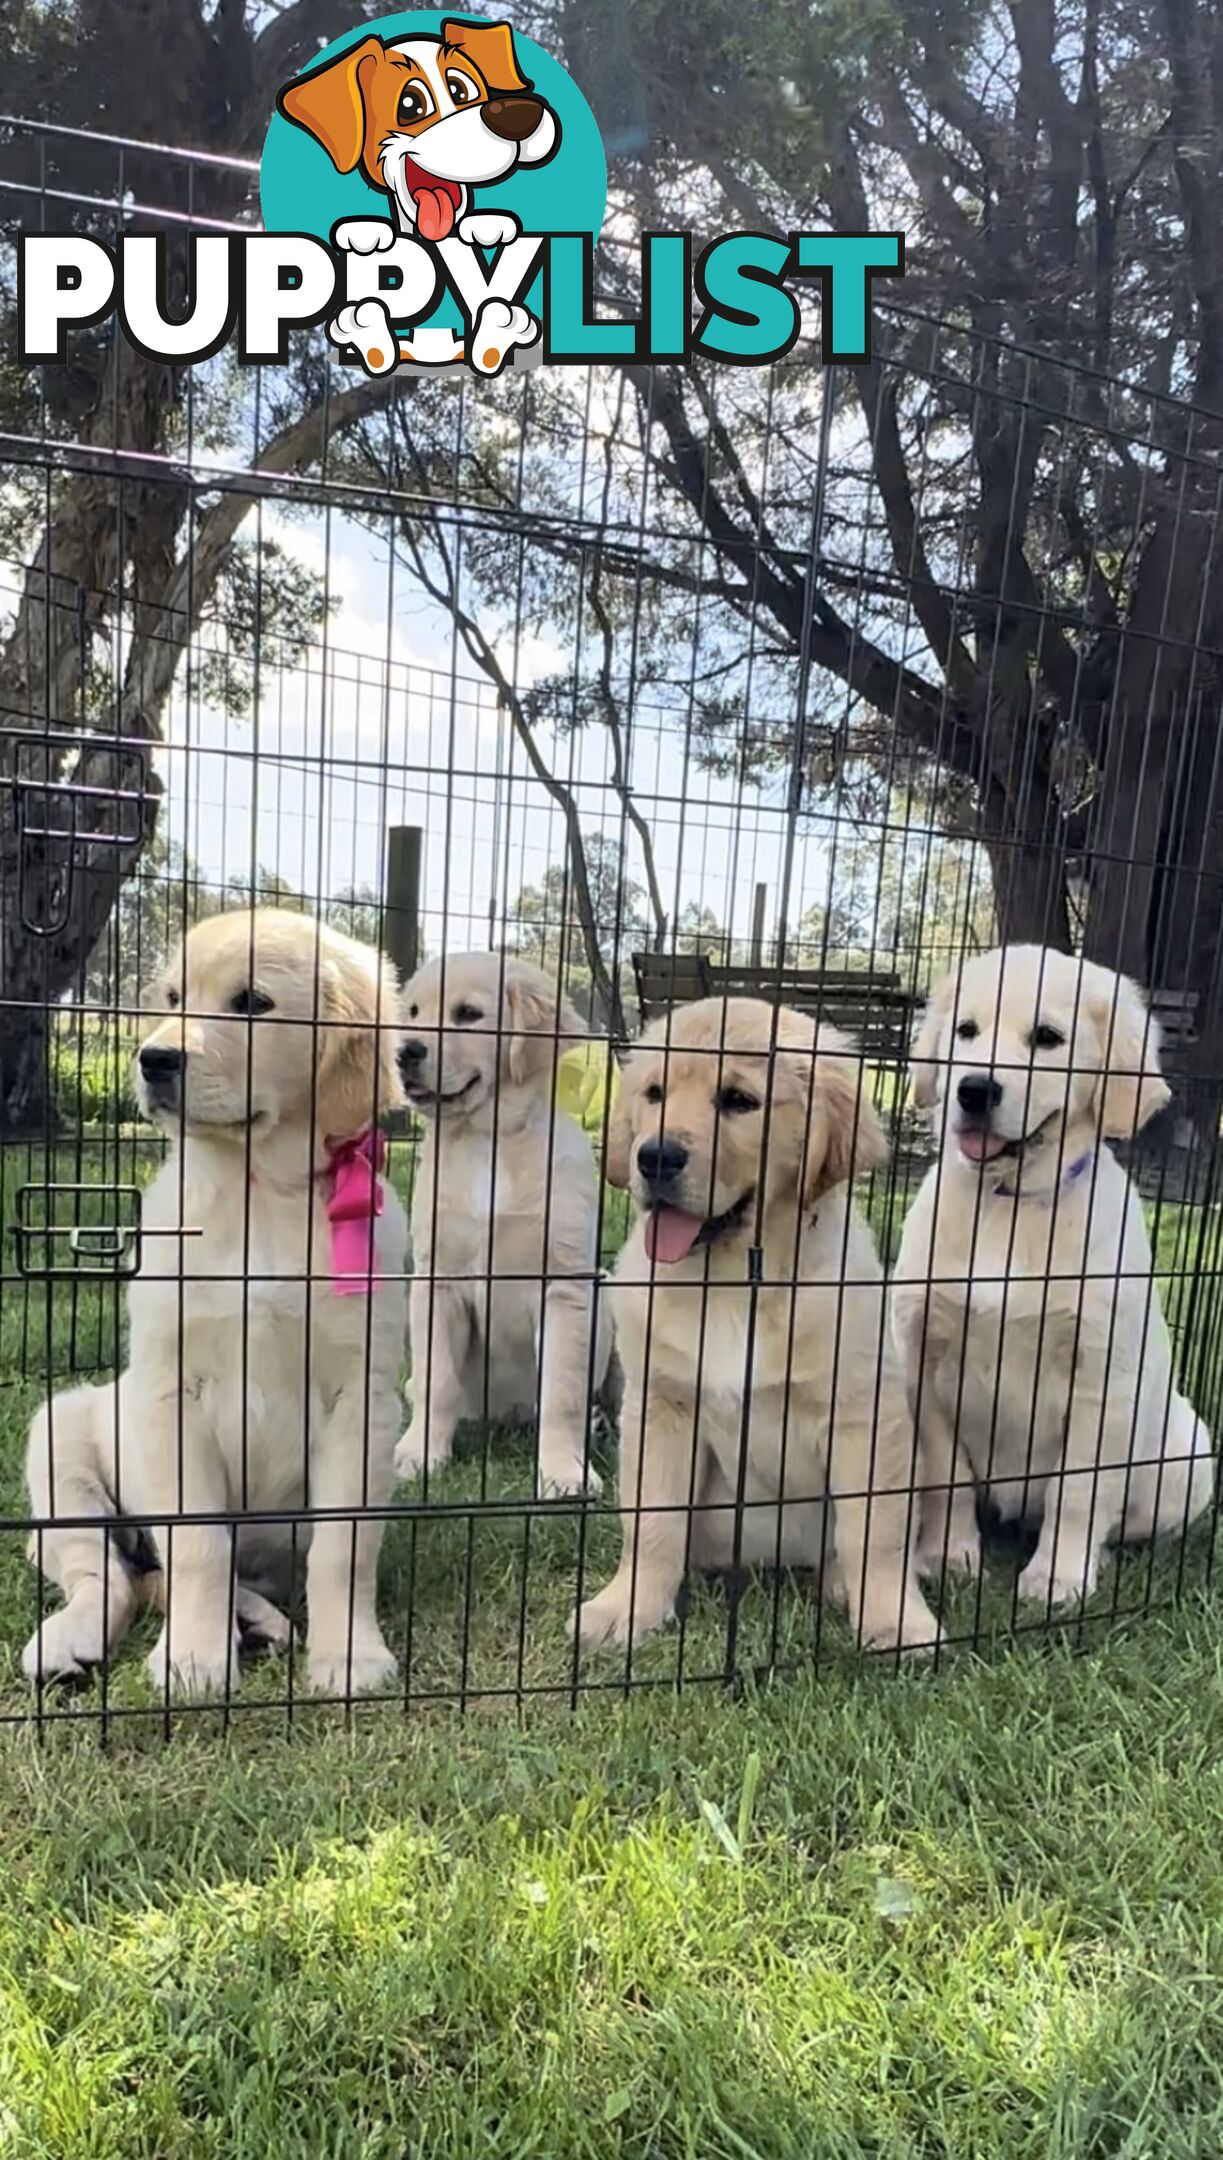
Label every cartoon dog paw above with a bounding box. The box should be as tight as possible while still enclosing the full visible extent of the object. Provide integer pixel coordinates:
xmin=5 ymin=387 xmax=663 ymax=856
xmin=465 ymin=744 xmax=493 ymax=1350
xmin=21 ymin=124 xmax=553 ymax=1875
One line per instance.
xmin=470 ymin=298 xmax=539 ymax=376
xmin=457 ymin=211 xmax=521 ymax=249
xmin=328 ymin=298 xmax=398 ymax=377
xmin=332 ymin=217 xmax=397 ymax=255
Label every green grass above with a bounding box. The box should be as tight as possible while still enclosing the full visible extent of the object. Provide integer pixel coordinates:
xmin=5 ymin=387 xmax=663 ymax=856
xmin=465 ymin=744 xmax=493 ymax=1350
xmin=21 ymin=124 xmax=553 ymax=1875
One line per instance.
xmin=4 ymin=1613 xmax=1223 ymax=2153
xmin=3 ymin=1145 xmax=1223 ymax=2152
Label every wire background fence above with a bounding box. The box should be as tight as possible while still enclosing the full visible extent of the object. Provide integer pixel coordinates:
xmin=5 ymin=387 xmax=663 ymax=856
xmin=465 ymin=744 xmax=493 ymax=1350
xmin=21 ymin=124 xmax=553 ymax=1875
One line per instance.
xmin=2 ymin=114 xmax=1222 ymax=1733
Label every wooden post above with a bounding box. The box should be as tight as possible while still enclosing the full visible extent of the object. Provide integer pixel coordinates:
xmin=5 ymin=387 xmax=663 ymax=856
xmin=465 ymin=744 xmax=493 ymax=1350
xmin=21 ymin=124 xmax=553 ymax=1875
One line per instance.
xmin=384 ymin=825 xmax=422 ymax=984
xmin=750 ymin=881 xmax=767 ymax=967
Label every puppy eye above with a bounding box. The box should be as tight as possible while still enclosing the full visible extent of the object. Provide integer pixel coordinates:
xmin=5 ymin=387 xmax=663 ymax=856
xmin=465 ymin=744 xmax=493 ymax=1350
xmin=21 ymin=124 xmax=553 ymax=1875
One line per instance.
xmin=955 ymin=1019 xmax=979 ymax=1041
xmin=446 ymin=70 xmax=475 ymax=104
xmin=453 ymin=1002 xmax=482 ymax=1025
xmin=643 ymin=1081 xmax=664 ymax=1105
xmin=398 ymin=82 xmax=434 ymax=125
xmin=1029 ymin=1023 xmax=1065 ymax=1051
xmin=716 ymin=1086 xmax=759 ymax=1115
xmin=230 ymin=989 xmax=274 ymax=1017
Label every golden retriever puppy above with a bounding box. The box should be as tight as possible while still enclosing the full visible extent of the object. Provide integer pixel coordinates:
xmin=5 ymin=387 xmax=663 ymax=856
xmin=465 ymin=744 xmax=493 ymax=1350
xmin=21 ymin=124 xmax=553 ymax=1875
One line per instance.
xmin=23 ymin=909 xmax=408 ymax=1698
xmin=892 ymin=944 xmax=1215 ymax=1605
xmin=578 ymin=997 xmax=938 ymax=1654
xmin=395 ymin=953 xmax=614 ymax=1495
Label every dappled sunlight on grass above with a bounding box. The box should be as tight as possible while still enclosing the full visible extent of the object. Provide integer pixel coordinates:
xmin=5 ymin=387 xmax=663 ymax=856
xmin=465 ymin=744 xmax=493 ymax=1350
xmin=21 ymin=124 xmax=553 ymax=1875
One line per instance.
xmin=1 ymin=1635 xmax=1221 ymax=2153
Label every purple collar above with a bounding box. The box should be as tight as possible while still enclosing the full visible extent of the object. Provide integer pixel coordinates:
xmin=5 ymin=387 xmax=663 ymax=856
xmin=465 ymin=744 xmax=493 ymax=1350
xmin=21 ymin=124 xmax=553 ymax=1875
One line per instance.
xmin=993 ymin=1152 xmax=1093 ymax=1203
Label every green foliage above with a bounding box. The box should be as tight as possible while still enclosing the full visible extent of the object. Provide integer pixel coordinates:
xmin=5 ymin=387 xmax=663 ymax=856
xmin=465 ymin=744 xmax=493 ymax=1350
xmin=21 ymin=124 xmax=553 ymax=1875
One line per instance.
xmin=49 ymin=1030 xmax=140 ymax=1130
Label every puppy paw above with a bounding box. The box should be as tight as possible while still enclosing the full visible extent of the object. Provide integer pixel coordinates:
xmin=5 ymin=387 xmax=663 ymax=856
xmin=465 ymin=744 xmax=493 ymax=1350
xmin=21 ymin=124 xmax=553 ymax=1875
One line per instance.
xmin=236 ymin=1589 xmax=293 ymax=1654
xmin=307 ymin=1635 xmax=398 ymax=1697
xmin=327 ymin=298 xmax=398 ymax=376
xmin=537 ymin=1451 xmax=603 ymax=1500
xmin=577 ymin=1580 xmax=674 ymax=1652
xmin=146 ymin=1630 xmax=239 ymax=1700
xmin=22 ymin=1602 xmax=104 ymax=1684
xmin=915 ymin=1530 xmax=982 ymax=1582
xmin=1018 ymin=1549 xmax=1097 ymax=1608
xmin=855 ymin=1587 xmax=944 ymax=1656
xmin=394 ymin=1421 xmax=453 ymax=1480
xmin=457 ymin=210 xmax=521 ymax=248
xmin=332 ymin=217 xmax=397 ymax=254
xmin=469 ymin=298 xmax=539 ymax=376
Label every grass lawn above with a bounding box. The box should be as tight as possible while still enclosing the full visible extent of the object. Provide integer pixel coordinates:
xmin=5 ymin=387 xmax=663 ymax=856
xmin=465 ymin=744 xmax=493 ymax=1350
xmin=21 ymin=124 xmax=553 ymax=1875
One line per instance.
xmin=2 ymin=1137 xmax=1223 ymax=2151
xmin=3 ymin=1611 xmax=1223 ymax=2154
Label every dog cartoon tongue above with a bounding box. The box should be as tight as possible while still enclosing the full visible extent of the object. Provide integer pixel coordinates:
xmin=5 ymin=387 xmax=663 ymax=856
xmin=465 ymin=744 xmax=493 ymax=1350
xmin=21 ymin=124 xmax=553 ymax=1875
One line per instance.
xmin=645 ymin=1205 xmax=704 ymax=1264
xmin=405 ymin=160 xmax=462 ymax=242
xmin=958 ymin=1129 xmax=1009 ymax=1163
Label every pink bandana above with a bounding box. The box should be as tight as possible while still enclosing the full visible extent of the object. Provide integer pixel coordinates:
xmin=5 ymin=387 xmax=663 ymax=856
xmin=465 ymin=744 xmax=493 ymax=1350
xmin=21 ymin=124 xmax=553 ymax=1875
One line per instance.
xmin=324 ymin=1128 xmax=386 ymax=1296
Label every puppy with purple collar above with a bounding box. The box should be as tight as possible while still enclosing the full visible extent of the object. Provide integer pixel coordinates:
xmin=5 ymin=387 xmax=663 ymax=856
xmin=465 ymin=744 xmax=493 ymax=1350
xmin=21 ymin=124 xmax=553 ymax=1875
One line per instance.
xmin=891 ymin=944 xmax=1214 ymax=1607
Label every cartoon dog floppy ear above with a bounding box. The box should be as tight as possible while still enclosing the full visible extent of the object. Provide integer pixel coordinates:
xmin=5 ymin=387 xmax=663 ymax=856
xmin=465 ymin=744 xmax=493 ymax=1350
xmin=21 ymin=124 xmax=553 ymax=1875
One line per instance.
xmin=441 ymin=17 xmax=531 ymax=93
xmin=277 ymin=35 xmax=385 ymax=178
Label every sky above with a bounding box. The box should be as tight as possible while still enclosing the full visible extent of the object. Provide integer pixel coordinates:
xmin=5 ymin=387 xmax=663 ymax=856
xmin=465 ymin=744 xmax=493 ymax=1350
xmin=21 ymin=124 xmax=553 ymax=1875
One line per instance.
xmin=154 ymin=503 xmax=849 ymax=963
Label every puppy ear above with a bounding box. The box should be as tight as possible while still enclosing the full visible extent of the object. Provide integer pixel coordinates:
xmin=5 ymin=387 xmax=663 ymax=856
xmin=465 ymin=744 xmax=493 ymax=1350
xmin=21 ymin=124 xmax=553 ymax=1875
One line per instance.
xmin=909 ymin=972 xmax=956 ymax=1109
xmin=441 ymin=17 xmax=530 ymax=92
xmin=278 ymin=36 xmax=383 ymax=173
xmin=317 ymin=934 xmax=404 ymax=1139
xmin=801 ymin=1035 xmax=889 ymax=1207
xmin=604 ymin=1061 xmax=635 ymax=1188
xmin=1084 ymin=962 xmax=1171 ymax=1139
xmin=503 ymin=964 xmax=576 ymax=1087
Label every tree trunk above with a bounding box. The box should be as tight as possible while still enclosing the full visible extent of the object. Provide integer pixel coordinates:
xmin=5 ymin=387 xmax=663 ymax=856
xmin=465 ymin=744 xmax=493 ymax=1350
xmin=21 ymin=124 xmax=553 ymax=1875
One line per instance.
xmin=0 ymin=796 xmax=155 ymax=1133
xmin=1084 ymin=484 xmax=1223 ymax=1150
xmin=980 ymin=775 xmax=1072 ymax=948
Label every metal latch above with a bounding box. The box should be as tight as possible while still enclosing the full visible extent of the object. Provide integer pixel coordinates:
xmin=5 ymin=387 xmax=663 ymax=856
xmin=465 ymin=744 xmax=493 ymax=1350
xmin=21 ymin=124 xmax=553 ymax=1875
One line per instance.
xmin=9 ymin=1183 xmax=200 ymax=1281
xmin=7 ymin=730 xmax=150 ymax=936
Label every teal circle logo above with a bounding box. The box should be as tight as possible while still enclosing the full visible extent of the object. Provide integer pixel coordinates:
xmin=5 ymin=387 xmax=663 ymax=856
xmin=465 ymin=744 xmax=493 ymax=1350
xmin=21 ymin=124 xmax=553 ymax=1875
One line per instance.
xmin=260 ymin=11 xmax=606 ymax=369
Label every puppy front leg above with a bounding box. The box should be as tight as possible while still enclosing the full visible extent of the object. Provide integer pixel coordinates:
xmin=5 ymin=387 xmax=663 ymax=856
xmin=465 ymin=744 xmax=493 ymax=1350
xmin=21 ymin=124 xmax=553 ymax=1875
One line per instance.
xmin=536 ymin=1278 xmax=603 ymax=1498
xmin=140 ymin=1395 xmax=237 ymax=1701
xmin=1019 ymin=1373 xmax=1128 ymax=1607
xmin=578 ymin=1380 xmax=700 ymax=1651
xmin=22 ymin=1387 xmax=141 ymax=1683
xmin=396 ymin=1276 xmax=471 ymax=1479
xmin=911 ymin=1395 xmax=982 ymax=1582
xmin=826 ymin=1385 xmax=940 ymax=1653
xmin=892 ymin=1294 xmax=980 ymax=1581
xmin=306 ymin=1376 xmax=398 ymax=1697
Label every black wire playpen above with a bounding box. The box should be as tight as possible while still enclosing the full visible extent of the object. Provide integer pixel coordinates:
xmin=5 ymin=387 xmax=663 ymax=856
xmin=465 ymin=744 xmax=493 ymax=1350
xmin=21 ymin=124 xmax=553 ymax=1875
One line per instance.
xmin=3 ymin=115 xmax=1222 ymax=1732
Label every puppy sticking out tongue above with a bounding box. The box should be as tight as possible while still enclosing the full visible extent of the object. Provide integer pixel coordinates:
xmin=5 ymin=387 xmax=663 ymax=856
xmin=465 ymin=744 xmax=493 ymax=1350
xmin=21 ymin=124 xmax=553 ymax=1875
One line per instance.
xmin=958 ymin=1129 xmax=1009 ymax=1163
xmin=645 ymin=1204 xmax=705 ymax=1264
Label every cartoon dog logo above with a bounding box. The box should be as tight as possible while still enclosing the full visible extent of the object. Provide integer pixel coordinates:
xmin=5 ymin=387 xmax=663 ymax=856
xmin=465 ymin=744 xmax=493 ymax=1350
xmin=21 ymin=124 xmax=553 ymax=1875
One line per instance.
xmin=278 ymin=18 xmax=560 ymax=375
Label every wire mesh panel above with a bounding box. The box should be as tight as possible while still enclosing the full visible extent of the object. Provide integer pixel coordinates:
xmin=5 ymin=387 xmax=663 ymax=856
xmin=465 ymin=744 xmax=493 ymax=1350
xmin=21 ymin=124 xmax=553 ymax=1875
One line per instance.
xmin=1 ymin=115 xmax=1221 ymax=1734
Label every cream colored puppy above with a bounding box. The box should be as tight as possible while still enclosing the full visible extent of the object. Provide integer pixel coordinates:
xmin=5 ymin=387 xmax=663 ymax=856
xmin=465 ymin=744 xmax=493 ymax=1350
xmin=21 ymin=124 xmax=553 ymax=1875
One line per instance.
xmin=892 ymin=944 xmax=1214 ymax=1606
xmin=395 ymin=953 xmax=613 ymax=1496
xmin=578 ymin=997 xmax=937 ymax=1655
xmin=23 ymin=909 xmax=408 ymax=1699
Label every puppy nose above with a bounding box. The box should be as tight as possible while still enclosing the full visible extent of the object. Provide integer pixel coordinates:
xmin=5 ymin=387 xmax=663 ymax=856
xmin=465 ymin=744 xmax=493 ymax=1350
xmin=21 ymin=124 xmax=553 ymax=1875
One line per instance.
xmin=139 ymin=1045 xmax=185 ymax=1082
xmin=398 ymin=1038 xmax=428 ymax=1069
xmin=482 ymin=93 xmax=544 ymax=140
xmin=637 ymin=1136 xmax=688 ymax=1185
xmin=956 ymin=1072 xmax=1003 ymax=1116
